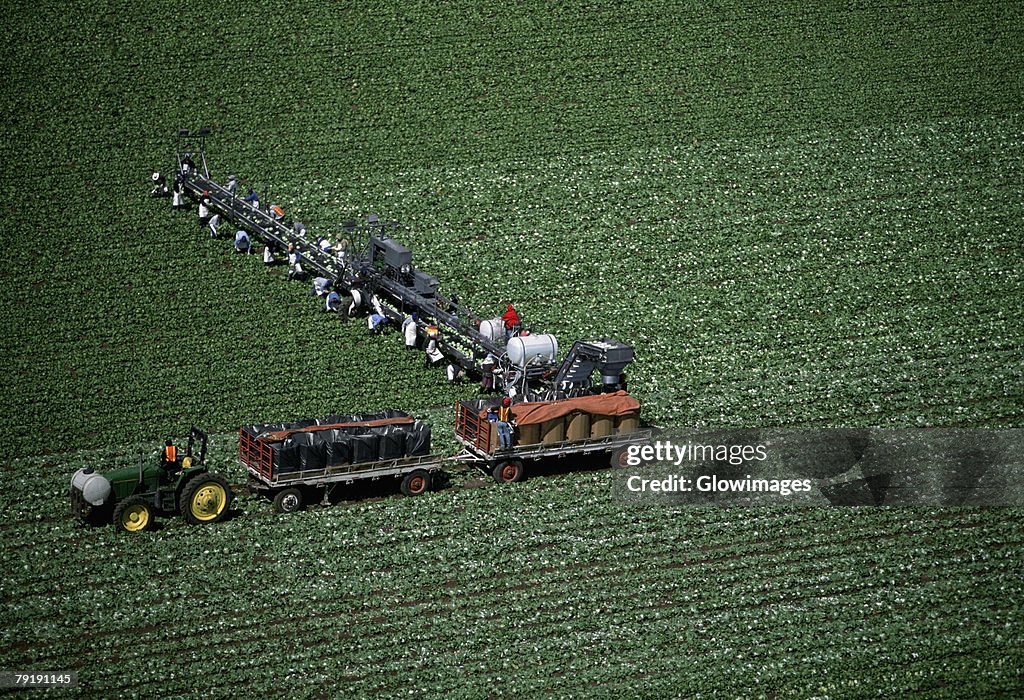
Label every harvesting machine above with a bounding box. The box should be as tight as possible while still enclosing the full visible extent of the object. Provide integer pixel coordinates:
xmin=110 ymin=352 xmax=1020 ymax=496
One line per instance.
xmin=69 ymin=427 xmax=233 ymax=533
xmin=165 ymin=129 xmax=636 ymax=401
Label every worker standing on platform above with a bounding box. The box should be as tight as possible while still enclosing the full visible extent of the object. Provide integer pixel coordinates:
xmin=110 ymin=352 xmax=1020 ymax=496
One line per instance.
xmin=502 ymin=304 xmax=521 ymax=338
xmin=480 ymin=353 xmax=498 ymax=393
xmin=402 ymin=312 xmax=418 ymax=350
xmin=497 ymin=397 xmax=515 ymax=450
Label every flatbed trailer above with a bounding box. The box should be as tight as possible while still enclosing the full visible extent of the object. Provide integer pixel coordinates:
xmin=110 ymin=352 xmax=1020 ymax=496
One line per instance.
xmin=454 ymin=398 xmax=653 ymax=483
xmin=240 ymin=419 xmax=446 ymax=512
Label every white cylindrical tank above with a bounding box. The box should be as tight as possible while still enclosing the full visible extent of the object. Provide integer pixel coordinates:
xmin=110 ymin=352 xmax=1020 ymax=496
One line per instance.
xmin=479 ymin=318 xmax=504 ymax=344
xmin=507 ymin=334 xmax=558 ymax=366
xmin=70 ymin=468 xmax=112 ymax=506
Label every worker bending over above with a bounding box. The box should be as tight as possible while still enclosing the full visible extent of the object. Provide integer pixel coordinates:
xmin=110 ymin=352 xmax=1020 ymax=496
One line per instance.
xmin=325 ymin=290 xmax=343 ymax=313
xmin=234 ymin=230 xmax=252 ymax=254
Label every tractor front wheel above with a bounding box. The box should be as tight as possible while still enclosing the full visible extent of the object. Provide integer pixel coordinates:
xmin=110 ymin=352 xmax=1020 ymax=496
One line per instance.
xmin=400 ymin=470 xmax=431 ymax=497
xmin=181 ymin=473 xmax=232 ymax=525
xmin=114 ymin=496 xmax=156 ymax=533
xmin=272 ymin=488 xmax=304 ymax=514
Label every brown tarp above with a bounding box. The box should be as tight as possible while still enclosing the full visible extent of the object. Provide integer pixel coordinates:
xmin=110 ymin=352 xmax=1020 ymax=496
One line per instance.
xmin=481 ymin=391 xmax=640 ymax=426
xmin=259 ymin=416 xmax=416 ymax=442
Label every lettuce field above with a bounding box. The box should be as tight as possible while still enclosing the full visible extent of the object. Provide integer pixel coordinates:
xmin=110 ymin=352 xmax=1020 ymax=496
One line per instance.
xmin=2 ymin=0 xmax=1023 ymax=697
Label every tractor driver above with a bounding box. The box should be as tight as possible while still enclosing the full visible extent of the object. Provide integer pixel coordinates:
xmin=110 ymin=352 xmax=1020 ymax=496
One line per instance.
xmin=161 ymin=439 xmax=181 ymax=475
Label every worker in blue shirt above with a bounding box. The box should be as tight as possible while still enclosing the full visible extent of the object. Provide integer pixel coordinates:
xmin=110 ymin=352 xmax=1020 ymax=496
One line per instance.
xmin=325 ymin=290 xmax=342 ymax=313
xmin=234 ymin=230 xmax=252 ymax=254
xmin=367 ymin=313 xmax=389 ymax=335
xmin=243 ymin=189 xmax=259 ymax=208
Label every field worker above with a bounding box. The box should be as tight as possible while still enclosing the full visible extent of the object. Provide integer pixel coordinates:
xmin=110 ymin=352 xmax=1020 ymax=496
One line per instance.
xmin=171 ymin=180 xmax=187 ymax=209
xmin=423 ymin=325 xmax=444 ymax=367
xmin=234 ymin=230 xmax=252 ymax=254
xmin=243 ymin=188 xmax=260 ymax=208
xmin=446 ymin=363 xmax=466 ymax=384
xmin=367 ymin=313 xmax=389 ymax=335
xmin=335 ymin=238 xmax=349 ymax=264
xmin=311 ymin=276 xmax=331 ymax=298
xmin=226 ymin=174 xmax=238 ymax=196
xmin=181 ymin=152 xmax=195 ymax=176
xmin=503 ymin=367 xmax=521 ymax=399
xmin=263 ymin=243 xmax=276 ymax=266
xmin=208 ymin=213 xmax=221 ymax=239
xmin=293 ymin=221 xmax=307 ymax=237
xmin=480 ymin=353 xmax=498 ymax=393
xmin=402 ymin=312 xmax=418 ymax=349
xmin=325 ymin=290 xmax=343 ymax=313
xmin=150 ymin=171 xmax=168 ymax=197
xmin=371 ymin=294 xmax=385 ymax=317
xmin=347 ymin=287 xmax=364 ymax=316
xmin=270 ymin=204 xmax=285 ymax=222
xmin=287 ymin=244 xmax=305 ymax=280
xmin=497 ymin=397 xmax=515 ymax=450
xmin=197 ymin=193 xmax=211 ymax=227
xmin=502 ymin=304 xmax=521 ymax=338
xmin=317 ymin=236 xmax=333 ymax=254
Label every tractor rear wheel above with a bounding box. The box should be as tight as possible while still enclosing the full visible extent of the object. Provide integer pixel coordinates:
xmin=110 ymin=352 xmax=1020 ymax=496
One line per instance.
xmin=181 ymin=473 xmax=232 ymax=525
xmin=272 ymin=487 xmax=304 ymax=514
xmin=400 ymin=470 xmax=431 ymax=497
xmin=114 ymin=496 xmax=155 ymax=533
xmin=492 ymin=460 xmax=525 ymax=484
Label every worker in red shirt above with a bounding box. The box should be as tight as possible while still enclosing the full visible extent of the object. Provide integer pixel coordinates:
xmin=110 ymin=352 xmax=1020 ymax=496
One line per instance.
xmin=501 ymin=304 xmax=521 ymax=338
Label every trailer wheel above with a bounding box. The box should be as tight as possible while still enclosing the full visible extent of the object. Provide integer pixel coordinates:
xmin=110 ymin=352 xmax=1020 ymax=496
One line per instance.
xmin=492 ymin=460 xmax=525 ymax=484
xmin=400 ymin=470 xmax=431 ymax=497
xmin=273 ymin=487 xmax=304 ymax=514
xmin=610 ymin=446 xmax=632 ymax=468
xmin=181 ymin=473 xmax=233 ymax=525
xmin=113 ymin=496 xmax=155 ymax=533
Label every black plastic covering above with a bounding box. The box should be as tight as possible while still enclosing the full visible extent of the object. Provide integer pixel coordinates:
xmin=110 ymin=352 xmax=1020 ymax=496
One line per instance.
xmin=249 ymin=411 xmax=432 ymax=472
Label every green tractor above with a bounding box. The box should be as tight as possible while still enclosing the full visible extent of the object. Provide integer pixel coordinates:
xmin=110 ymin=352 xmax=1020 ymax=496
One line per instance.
xmin=69 ymin=427 xmax=233 ymax=533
